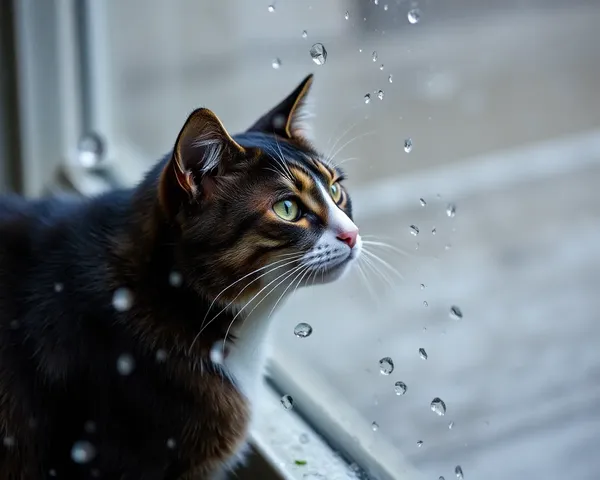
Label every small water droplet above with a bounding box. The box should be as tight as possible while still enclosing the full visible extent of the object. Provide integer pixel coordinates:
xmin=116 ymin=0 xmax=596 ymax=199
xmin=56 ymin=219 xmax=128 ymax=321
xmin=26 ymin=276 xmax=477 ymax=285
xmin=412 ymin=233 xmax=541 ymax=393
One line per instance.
xmin=419 ymin=348 xmax=428 ymax=360
xmin=455 ymin=466 xmax=464 ymax=479
xmin=77 ymin=133 xmax=105 ymax=168
xmin=166 ymin=438 xmax=177 ymax=449
xmin=344 ymin=11 xmax=349 ymax=20
xmin=272 ymin=58 xmax=282 ymax=69
xmin=299 ymin=433 xmax=309 ymax=444
xmin=394 ymin=381 xmax=407 ymax=395
xmin=430 ymin=397 xmax=447 ymax=416
xmin=440 ymin=477 xmax=446 ymax=480
xmin=267 ymin=4 xmax=275 ymax=12
xmin=116 ymin=353 xmax=135 ymax=376
xmin=445 ymin=244 xmax=452 ymax=250
xmin=169 ymin=271 xmax=183 ymax=287
xmin=156 ymin=349 xmax=168 ymax=363
xmin=408 ymin=8 xmax=421 ymax=24
xmin=210 ymin=342 xmax=224 ymax=364
xmin=294 ymin=322 xmax=313 ymax=338
xmin=302 ymin=30 xmax=308 ymax=38
xmin=431 ymin=227 xmax=437 ymax=235
xmin=377 ymin=90 xmax=384 ymax=100
xmin=49 ymin=469 xmax=57 ymax=477
xmin=384 ymin=4 xmax=389 ymax=10
xmin=417 ymin=440 xmax=423 ymax=447
xmin=54 ymin=283 xmax=64 ymax=293
xmin=112 ymin=287 xmax=133 ymax=312
xmin=371 ymin=422 xmax=379 ymax=431
xmin=281 ymin=394 xmax=294 ymax=410
xmin=374 ymin=0 xmax=379 ymax=5
xmin=404 ymin=138 xmax=413 ymax=153
xmin=419 ymin=198 xmax=426 ymax=206
xmin=3 ymin=436 xmax=15 ymax=447
xmin=364 ymin=93 xmax=371 ymax=104
xmin=448 ymin=421 xmax=455 ymax=429
xmin=379 ymin=64 xmax=384 ymax=71
xmin=309 ymin=43 xmax=327 ymax=65
xmin=409 ymin=225 xmax=419 ymax=236
xmin=379 ymin=357 xmax=394 ymax=375
xmin=420 ymin=283 xmax=425 ymax=289
xmin=388 ymin=74 xmax=393 ymax=83
xmin=446 ymin=204 xmax=456 ymax=218
xmin=423 ymin=301 xmax=428 ymax=307
xmin=449 ymin=306 xmax=463 ymax=320
xmin=371 ymin=51 xmax=378 ymax=62
xmin=71 ymin=440 xmax=96 ymax=464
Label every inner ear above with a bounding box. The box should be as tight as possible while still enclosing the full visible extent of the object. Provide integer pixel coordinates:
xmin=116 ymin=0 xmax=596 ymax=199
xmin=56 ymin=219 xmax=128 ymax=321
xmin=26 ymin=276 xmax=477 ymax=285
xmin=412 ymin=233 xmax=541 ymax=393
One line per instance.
xmin=159 ymin=108 xmax=245 ymax=218
xmin=247 ymin=74 xmax=313 ymax=140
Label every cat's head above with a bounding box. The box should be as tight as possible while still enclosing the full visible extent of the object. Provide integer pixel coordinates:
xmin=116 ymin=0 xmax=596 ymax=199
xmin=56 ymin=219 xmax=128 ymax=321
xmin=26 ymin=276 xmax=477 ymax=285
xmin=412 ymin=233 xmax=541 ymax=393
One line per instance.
xmin=158 ymin=75 xmax=361 ymax=303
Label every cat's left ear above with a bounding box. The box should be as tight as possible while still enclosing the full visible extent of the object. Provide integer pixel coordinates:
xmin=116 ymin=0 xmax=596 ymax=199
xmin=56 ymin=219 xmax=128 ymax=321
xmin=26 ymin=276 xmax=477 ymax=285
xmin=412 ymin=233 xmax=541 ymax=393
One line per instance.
xmin=248 ymin=74 xmax=314 ymax=140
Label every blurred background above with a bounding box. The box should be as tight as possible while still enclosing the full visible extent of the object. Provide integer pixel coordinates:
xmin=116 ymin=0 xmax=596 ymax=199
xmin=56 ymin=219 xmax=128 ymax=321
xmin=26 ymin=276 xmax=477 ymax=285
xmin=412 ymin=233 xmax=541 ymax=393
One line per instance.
xmin=2 ymin=0 xmax=600 ymax=479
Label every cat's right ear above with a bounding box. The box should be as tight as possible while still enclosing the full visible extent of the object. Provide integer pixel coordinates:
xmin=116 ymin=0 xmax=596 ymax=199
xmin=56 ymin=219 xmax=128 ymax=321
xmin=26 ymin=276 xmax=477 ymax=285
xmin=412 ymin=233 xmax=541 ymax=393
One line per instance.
xmin=159 ymin=108 xmax=245 ymax=218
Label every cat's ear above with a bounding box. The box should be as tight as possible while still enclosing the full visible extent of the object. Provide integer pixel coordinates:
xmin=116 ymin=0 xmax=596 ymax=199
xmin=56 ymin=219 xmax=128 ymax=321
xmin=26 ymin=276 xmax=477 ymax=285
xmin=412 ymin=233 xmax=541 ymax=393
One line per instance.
xmin=248 ymin=74 xmax=314 ymax=140
xmin=159 ymin=108 xmax=245 ymax=217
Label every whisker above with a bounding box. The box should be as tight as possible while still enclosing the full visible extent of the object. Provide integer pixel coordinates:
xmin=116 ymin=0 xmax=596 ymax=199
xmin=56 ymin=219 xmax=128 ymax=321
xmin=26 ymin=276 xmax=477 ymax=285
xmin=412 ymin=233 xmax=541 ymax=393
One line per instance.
xmin=325 ymin=120 xmax=360 ymax=161
xmin=328 ymin=130 xmax=376 ymax=165
xmin=355 ymin=260 xmax=378 ymax=304
xmin=361 ymin=253 xmax=395 ymax=290
xmin=362 ymin=248 xmax=404 ymax=281
xmin=362 ymin=240 xmax=410 ymax=258
xmin=268 ymin=265 xmax=311 ymax=318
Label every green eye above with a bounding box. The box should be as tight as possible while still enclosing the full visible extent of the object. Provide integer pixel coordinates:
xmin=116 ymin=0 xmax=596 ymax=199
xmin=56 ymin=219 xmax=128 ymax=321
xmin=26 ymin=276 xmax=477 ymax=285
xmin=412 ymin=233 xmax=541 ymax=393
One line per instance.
xmin=330 ymin=182 xmax=342 ymax=202
xmin=273 ymin=199 xmax=301 ymax=221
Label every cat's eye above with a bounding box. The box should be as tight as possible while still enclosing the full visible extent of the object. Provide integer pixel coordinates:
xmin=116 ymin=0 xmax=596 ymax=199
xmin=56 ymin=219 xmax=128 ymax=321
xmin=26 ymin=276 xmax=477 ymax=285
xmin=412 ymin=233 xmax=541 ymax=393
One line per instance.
xmin=330 ymin=182 xmax=342 ymax=202
xmin=273 ymin=199 xmax=301 ymax=221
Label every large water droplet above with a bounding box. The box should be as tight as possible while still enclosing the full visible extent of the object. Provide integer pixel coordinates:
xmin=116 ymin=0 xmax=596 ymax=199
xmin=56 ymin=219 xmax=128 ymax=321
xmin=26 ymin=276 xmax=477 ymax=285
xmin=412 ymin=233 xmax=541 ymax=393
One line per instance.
xmin=272 ymin=58 xmax=282 ymax=69
xmin=371 ymin=422 xmax=379 ymax=431
xmin=281 ymin=394 xmax=294 ymax=410
xmin=267 ymin=5 xmax=275 ymax=12
xmin=446 ymin=204 xmax=456 ymax=218
xmin=112 ymin=287 xmax=133 ymax=312
xmin=430 ymin=397 xmax=447 ymax=416
xmin=449 ymin=306 xmax=463 ymax=320
xmin=309 ymin=43 xmax=327 ymax=65
xmin=344 ymin=11 xmax=349 ymax=20
xmin=116 ymin=353 xmax=135 ymax=376
xmin=408 ymin=8 xmax=421 ymax=24
xmin=377 ymin=90 xmax=384 ymax=100
xmin=302 ymin=30 xmax=308 ymax=38
xmin=410 ymin=225 xmax=419 ymax=236
xmin=394 ymin=381 xmax=407 ymax=395
xmin=419 ymin=348 xmax=428 ymax=360
xmin=455 ymin=466 xmax=464 ymax=479
xmin=404 ymin=138 xmax=413 ymax=153
xmin=416 ymin=440 xmax=423 ymax=447
xmin=294 ymin=322 xmax=313 ymax=338
xmin=371 ymin=51 xmax=378 ymax=62
xmin=71 ymin=441 xmax=96 ymax=464
xmin=379 ymin=357 xmax=394 ymax=375
xmin=364 ymin=93 xmax=371 ymax=104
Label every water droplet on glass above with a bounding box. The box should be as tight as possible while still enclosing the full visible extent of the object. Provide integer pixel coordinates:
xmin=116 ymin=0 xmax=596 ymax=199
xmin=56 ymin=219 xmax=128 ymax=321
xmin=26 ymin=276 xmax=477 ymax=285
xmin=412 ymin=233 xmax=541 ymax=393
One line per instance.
xmin=430 ymin=397 xmax=447 ymax=416
xmin=156 ymin=349 xmax=168 ymax=363
xmin=371 ymin=51 xmax=378 ymax=62
xmin=309 ymin=43 xmax=327 ymax=66
xmin=169 ymin=271 xmax=183 ymax=287
xmin=302 ymin=30 xmax=308 ymax=38
xmin=54 ymin=283 xmax=64 ymax=293
xmin=388 ymin=74 xmax=393 ymax=83
xmin=294 ymin=322 xmax=313 ymax=338
xmin=166 ymin=438 xmax=177 ymax=449
xmin=210 ymin=342 xmax=224 ymax=364
xmin=420 ymin=283 xmax=425 ymax=289
xmin=419 ymin=348 xmax=428 ymax=360
xmin=344 ymin=11 xmax=349 ymax=20
xmin=440 ymin=477 xmax=446 ymax=480
xmin=379 ymin=64 xmax=384 ymax=71
xmin=417 ymin=440 xmax=423 ymax=447
xmin=409 ymin=225 xmax=419 ymax=236
xmin=431 ymin=227 xmax=437 ymax=235
xmin=371 ymin=422 xmax=379 ymax=431
xmin=419 ymin=198 xmax=426 ymax=206
xmin=448 ymin=421 xmax=455 ymax=429
xmin=408 ymin=8 xmax=421 ymax=24
xmin=116 ymin=353 xmax=135 ymax=376
xmin=267 ymin=4 xmax=275 ymax=12
xmin=423 ymin=301 xmax=428 ymax=307
xmin=394 ymin=381 xmax=407 ymax=395
xmin=49 ymin=469 xmax=57 ymax=477
xmin=299 ymin=433 xmax=309 ymax=444
xmin=272 ymin=58 xmax=282 ymax=69
xmin=379 ymin=357 xmax=394 ymax=375
xmin=77 ymin=133 xmax=105 ymax=168
xmin=364 ymin=93 xmax=371 ymax=104
xmin=281 ymin=394 xmax=294 ymax=410
xmin=455 ymin=466 xmax=464 ymax=479
xmin=71 ymin=440 xmax=96 ymax=464
xmin=449 ymin=306 xmax=463 ymax=320
xmin=446 ymin=204 xmax=456 ymax=218
xmin=404 ymin=138 xmax=413 ymax=153
xmin=384 ymin=4 xmax=389 ymax=10
xmin=377 ymin=90 xmax=384 ymax=100
xmin=112 ymin=287 xmax=133 ymax=312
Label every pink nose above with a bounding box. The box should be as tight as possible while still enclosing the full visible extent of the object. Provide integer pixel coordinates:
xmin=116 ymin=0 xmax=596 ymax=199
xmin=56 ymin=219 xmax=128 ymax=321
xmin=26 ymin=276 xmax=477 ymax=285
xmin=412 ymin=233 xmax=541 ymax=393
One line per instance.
xmin=337 ymin=228 xmax=358 ymax=249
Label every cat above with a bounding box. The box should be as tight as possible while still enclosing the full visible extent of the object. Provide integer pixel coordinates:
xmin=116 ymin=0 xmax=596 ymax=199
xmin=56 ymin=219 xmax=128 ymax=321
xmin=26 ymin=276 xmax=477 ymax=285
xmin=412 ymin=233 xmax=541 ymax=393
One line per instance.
xmin=0 ymin=74 xmax=361 ymax=479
